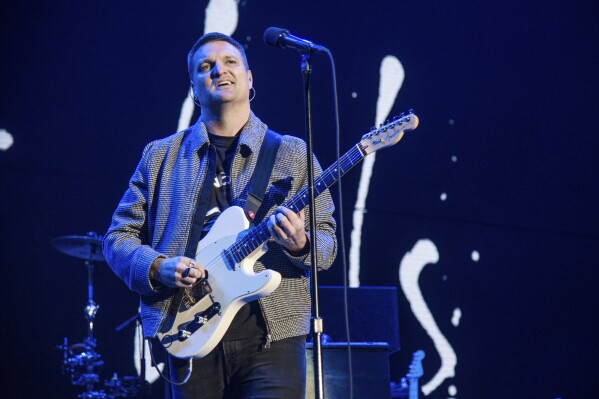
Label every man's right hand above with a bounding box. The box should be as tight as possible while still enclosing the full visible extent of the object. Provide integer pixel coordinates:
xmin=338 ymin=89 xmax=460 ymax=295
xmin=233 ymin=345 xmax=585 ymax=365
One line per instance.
xmin=150 ymin=256 xmax=206 ymax=288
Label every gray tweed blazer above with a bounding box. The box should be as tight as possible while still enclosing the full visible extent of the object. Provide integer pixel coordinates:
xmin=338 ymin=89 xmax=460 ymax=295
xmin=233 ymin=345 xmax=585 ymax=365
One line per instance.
xmin=103 ymin=112 xmax=337 ymax=342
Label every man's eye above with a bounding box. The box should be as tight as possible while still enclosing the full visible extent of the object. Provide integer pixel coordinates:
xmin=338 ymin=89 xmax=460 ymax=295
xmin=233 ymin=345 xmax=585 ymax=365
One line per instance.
xmin=199 ymin=64 xmax=211 ymax=72
xmin=226 ymin=59 xmax=237 ymax=65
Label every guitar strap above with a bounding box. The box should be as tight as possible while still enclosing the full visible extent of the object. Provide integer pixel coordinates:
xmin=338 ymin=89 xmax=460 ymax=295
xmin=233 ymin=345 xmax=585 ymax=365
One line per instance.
xmin=184 ymin=145 xmax=217 ymax=259
xmin=245 ymin=129 xmax=282 ymax=227
xmin=184 ymin=129 xmax=281 ymax=258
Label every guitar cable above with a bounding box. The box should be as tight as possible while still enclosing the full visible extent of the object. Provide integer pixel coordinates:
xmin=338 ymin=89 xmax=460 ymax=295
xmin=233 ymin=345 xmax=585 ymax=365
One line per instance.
xmin=147 ymin=337 xmax=193 ymax=386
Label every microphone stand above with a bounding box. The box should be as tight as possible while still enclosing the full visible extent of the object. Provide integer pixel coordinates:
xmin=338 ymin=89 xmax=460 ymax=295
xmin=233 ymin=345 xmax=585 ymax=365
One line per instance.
xmin=300 ymin=51 xmax=325 ymax=399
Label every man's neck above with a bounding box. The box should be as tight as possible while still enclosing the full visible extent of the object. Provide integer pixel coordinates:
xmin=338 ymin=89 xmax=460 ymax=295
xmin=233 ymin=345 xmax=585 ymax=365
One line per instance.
xmin=201 ymin=103 xmax=251 ymax=137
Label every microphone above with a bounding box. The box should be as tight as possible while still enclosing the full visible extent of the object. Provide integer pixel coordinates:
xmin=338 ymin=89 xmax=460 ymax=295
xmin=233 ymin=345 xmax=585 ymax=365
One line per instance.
xmin=263 ymin=27 xmax=329 ymax=54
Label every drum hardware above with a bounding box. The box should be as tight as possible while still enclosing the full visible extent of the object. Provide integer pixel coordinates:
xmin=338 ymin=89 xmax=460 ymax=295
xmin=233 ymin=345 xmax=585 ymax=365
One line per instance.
xmin=53 ymin=232 xmax=149 ymax=398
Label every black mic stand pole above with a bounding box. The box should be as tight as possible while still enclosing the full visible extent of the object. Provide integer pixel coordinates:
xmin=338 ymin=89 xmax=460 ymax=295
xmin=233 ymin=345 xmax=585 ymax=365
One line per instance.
xmin=300 ymin=51 xmax=325 ymax=399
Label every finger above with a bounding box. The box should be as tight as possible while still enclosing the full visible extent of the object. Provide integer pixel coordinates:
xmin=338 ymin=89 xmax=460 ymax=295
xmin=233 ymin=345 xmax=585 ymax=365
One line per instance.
xmin=278 ymin=209 xmax=305 ymax=238
xmin=275 ymin=213 xmax=286 ymax=229
xmin=183 ymin=259 xmax=207 ymax=280
xmin=268 ymin=217 xmax=282 ymax=241
xmin=195 ymin=266 xmax=206 ymax=280
xmin=278 ymin=206 xmax=303 ymax=228
xmin=276 ymin=206 xmax=292 ymax=218
xmin=275 ymin=215 xmax=291 ymax=241
xmin=180 ymin=258 xmax=193 ymax=278
xmin=269 ymin=214 xmax=282 ymax=231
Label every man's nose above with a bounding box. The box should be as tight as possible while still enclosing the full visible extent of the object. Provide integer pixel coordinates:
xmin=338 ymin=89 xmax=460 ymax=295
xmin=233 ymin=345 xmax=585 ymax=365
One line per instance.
xmin=210 ymin=62 xmax=225 ymax=78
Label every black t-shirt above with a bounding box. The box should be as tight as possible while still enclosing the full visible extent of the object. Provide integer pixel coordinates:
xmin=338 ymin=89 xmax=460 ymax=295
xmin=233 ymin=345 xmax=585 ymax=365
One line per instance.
xmin=206 ymin=133 xmax=266 ymax=341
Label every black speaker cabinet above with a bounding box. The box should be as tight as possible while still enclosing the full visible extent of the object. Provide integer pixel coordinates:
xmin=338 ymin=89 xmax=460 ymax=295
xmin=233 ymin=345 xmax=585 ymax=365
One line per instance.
xmin=317 ymin=286 xmax=400 ymax=352
xmin=306 ymin=342 xmax=390 ymax=399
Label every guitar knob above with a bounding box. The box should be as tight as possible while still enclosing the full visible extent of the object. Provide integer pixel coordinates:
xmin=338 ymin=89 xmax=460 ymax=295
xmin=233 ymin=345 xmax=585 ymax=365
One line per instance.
xmin=178 ymin=329 xmax=191 ymax=340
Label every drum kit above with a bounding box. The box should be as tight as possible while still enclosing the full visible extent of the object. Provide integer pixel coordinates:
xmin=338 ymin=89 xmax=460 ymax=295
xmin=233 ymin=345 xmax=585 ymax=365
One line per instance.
xmin=52 ymin=232 xmax=150 ymax=399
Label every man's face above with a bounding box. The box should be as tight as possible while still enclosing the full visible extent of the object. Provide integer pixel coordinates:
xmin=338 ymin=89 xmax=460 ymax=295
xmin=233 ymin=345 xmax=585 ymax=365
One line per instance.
xmin=189 ymin=41 xmax=252 ymax=108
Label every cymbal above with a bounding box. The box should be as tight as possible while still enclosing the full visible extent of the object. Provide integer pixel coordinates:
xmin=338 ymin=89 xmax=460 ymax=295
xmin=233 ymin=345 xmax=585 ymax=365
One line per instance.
xmin=52 ymin=233 xmax=105 ymax=262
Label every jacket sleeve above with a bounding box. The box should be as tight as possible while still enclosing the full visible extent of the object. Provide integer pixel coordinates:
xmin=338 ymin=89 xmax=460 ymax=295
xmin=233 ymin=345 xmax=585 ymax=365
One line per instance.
xmin=102 ymin=142 xmax=166 ymax=297
xmin=283 ymin=139 xmax=337 ymax=272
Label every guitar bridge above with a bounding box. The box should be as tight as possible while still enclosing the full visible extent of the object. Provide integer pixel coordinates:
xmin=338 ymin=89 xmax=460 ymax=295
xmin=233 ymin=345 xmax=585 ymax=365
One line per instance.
xmin=182 ymin=272 xmax=212 ymax=308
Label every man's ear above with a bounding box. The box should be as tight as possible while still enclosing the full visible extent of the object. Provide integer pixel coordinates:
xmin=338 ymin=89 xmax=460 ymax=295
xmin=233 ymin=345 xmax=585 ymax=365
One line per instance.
xmin=248 ymin=70 xmax=253 ymax=88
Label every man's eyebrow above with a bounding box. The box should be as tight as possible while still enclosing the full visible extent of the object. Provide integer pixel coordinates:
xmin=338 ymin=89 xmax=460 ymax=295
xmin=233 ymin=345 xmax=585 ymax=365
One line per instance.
xmin=195 ymin=52 xmax=239 ymax=67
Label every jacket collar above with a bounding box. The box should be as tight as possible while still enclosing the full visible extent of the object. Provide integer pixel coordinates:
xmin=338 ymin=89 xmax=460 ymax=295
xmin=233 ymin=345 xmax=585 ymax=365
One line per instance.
xmin=237 ymin=111 xmax=268 ymax=155
xmin=187 ymin=111 xmax=268 ymax=155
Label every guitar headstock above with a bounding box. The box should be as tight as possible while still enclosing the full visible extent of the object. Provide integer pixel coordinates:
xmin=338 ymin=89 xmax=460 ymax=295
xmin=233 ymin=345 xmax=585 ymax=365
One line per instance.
xmin=359 ymin=110 xmax=419 ymax=156
xmin=407 ymin=350 xmax=425 ymax=379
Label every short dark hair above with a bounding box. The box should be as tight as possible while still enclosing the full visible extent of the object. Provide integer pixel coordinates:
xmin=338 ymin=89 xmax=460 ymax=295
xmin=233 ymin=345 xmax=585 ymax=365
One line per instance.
xmin=187 ymin=32 xmax=250 ymax=77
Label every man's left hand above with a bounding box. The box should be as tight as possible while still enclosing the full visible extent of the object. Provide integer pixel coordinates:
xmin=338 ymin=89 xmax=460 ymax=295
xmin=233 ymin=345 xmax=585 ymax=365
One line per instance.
xmin=267 ymin=206 xmax=308 ymax=255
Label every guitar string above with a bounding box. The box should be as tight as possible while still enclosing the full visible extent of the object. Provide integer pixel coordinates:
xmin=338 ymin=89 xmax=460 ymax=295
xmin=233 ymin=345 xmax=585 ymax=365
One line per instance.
xmin=195 ymin=118 xmax=407 ymax=272
xmin=187 ymin=145 xmax=369 ymax=285
xmin=195 ymin=147 xmax=364 ymax=270
xmin=182 ymin=119 xmax=410 ymax=302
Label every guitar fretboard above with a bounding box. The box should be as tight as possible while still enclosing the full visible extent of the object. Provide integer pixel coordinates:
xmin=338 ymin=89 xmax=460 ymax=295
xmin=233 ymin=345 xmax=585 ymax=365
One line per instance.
xmin=225 ymin=143 xmax=366 ymax=264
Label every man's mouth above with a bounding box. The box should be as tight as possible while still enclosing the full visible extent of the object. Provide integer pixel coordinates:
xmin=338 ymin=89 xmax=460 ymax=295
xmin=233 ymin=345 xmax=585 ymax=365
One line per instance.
xmin=216 ymin=81 xmax=233 ymax=87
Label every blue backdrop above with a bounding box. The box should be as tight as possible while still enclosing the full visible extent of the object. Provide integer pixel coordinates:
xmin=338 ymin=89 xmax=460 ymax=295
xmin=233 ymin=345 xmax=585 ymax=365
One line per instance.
xmin=1 ymin=1 xmax=597 ymax=397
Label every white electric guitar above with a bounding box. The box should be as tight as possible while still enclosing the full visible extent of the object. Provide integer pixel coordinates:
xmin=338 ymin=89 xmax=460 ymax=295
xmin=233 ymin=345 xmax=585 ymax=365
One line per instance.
xmin=157 ymin=111 xmax=419 ymax=359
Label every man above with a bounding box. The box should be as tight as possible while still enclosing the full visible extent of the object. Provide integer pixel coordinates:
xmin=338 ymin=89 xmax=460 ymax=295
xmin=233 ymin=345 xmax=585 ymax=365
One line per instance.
xmin=103 ymin=32 xmax=337 ymax=399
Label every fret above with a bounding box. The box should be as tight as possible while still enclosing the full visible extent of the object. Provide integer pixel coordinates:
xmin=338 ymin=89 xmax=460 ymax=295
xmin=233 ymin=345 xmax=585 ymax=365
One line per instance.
xmin=229 ymin=144 xmax=366 ymax=261
xmin=223 ymin=106 xmax=418 ymax=265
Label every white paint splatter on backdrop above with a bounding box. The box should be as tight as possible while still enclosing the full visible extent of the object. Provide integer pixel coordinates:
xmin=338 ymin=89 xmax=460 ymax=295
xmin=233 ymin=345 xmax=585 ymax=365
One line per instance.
xmin=399 ymin=239 xmax=457 ymax=396
xmin=0 ymin=129 xmax=14 ymax=151
xmin=451 ymin=308 xmax=462 ymax=327
xmin=349 ymin=56 xmax=404 ymax=287
xmin=204 ymin=0 xmax=238 ymax=35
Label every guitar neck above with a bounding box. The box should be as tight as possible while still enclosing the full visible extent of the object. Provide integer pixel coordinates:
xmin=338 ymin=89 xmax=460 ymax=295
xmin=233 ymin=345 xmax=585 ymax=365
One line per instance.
xmin=227 ymin=144 xmax=367 ymax=263
xmin=408 ymin=378 xmax=419 ymax=399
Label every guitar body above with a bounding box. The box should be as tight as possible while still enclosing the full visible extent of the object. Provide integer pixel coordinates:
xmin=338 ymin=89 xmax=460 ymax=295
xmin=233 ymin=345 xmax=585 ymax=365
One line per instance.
xmin=156 ymin=206 xmax=282 ymax=359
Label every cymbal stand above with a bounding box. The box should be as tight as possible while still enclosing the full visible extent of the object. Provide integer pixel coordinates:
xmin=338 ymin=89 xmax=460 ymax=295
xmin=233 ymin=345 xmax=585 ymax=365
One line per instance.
xmin=58 ymin=233 xmax=104 ymax=396
xmin=84 ymin=254 xmax=99 ymax=349
xmin=81 ymin=251 xmax=101 ymax=394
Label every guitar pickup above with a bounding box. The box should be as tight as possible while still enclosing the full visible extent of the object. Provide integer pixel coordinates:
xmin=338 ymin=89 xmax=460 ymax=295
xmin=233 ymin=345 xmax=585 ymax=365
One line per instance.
xmin=199 ymin=302 xmax=221 ymax=319
xmin=177 ymin=302 xmax=221 ymax=341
